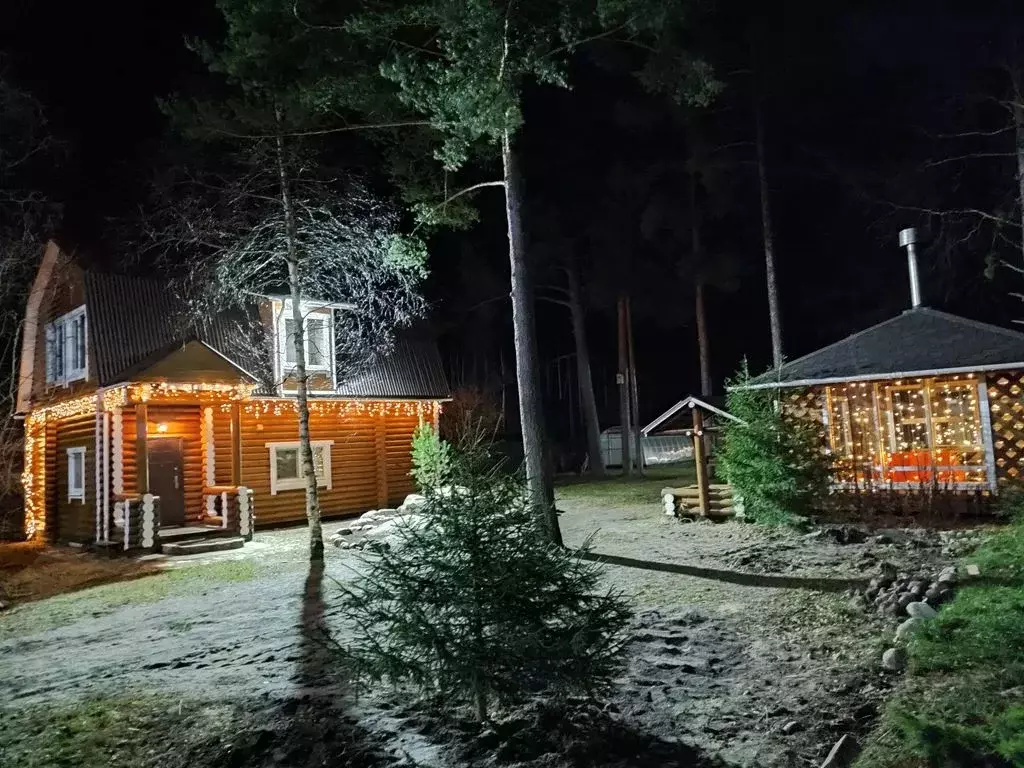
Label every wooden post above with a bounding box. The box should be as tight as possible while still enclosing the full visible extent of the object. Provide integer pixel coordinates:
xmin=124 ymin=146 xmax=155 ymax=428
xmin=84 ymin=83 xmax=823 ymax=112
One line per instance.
xmin=230 ymin=402 xmax=242 ymax=486
xmin=617 ymin=296 xmax=632 ymax=475
xmin=692 ymin=407 xmax=710 ymax=517
xmin=135 ymin=403 xmax=149 ymax=493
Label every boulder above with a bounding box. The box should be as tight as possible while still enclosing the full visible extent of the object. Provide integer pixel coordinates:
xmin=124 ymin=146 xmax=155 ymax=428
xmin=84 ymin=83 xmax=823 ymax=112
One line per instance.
xmin=896 ymin=617 xmax=925 ymax=642
xmin=966 ymin=563 xmax=981 ymax=577
xmin=820 ymin=734 xmax=859 ymax=768
xmin=881 ymin=647 xmax=907 ymax=671
xmin=906 ymin=601 xmax=938 ymax=619
xmin=937 ymin=566 xmax=958 ymax=584
xmin=335 ymin=526 xmax=354 ymax=536
xmin=896 ymin=593 xmax=916 ymax=612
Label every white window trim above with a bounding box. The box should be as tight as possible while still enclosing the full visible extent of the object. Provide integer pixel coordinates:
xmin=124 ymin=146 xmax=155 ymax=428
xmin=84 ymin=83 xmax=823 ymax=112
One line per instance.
xmin=266 ymin=440 xmax=334 ymax=495
xmin=274 ymin=301 xmax=336 ymax=386
xmin=46 ymin=306 xmax=88 ymax=386
xmin=67 ymin=446 xmax=86 ymax=502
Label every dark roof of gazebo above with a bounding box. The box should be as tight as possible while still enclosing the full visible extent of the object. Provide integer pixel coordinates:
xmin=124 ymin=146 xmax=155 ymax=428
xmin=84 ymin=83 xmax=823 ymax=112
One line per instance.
xmin=744 ymin=307 xmax=1024 ymax=389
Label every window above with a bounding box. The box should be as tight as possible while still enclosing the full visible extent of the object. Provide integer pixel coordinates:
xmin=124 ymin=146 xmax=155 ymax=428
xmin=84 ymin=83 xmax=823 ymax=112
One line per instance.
xmin=46 ymin=306 xmax=87 ymax=385
xmin=824 ymin=377 xmax=988 ymax=488
xmin=276 ymin=302 xmax=334 ymax=376
xmin=266 ymin=440 xmax=333 ymax=494
xmin=67 ymin=446 xmax=86 ymax=502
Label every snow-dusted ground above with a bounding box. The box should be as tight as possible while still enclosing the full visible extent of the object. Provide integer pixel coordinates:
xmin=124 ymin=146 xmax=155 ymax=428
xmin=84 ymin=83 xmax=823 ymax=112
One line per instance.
xmin=1 ymin=498 xmax=958 ymax=767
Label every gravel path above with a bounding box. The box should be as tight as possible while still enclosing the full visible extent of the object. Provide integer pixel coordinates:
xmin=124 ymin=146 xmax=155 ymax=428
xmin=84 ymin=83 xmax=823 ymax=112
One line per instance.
xmin=1 ymin=499 xmax=951 ymax=767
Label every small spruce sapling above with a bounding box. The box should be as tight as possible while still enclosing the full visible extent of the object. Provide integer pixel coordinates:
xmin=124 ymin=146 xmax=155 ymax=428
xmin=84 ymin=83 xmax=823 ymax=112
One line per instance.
xmin=339 ymin=441 xmax=632 ymax=721
xmin=719 ymin=361 xmax=829 ymax=525
xmin=410 ymin=422 xmax=452 ymax=491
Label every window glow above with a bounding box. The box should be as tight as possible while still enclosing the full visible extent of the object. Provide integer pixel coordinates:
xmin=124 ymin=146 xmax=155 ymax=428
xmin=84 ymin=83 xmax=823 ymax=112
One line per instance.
xmin=266 ymin=440 xmax=333 ymax=494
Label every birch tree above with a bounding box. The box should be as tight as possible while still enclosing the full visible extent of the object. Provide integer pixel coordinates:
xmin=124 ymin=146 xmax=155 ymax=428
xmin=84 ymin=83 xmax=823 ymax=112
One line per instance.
xmin=162 ymin=4 xmax=428 ymax=561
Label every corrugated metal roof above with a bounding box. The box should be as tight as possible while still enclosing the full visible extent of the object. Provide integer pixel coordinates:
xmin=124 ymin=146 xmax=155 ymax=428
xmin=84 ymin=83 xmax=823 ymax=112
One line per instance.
xmin=746 ymin=307 xmax=1024 ymax=388
xmin=334 ymin=337 xmax=450 ymax=399
xmin=82 ymin=271 xmax=449 ymax=399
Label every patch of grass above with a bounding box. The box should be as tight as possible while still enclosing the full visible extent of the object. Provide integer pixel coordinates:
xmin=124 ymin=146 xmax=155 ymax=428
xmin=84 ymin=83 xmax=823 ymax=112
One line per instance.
xmin=854 ymin=520 xmax=1024 ymax=768
xmin=0 ymin=696 xmax=187 ymax=768
xmin=0 ymin=559 xmax=258 ymax=640
xmin=555 ymin=463 xmax=698 ymax=507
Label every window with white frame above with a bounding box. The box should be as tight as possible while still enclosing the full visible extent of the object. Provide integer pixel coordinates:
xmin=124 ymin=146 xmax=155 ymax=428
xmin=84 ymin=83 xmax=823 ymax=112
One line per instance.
xmin=276 ymin=301 xmax=334 ymax=377
xmin=266 ymin=440 xmax=333 ymax=494
xmin=67 ymin=446 xmax=86 ymax=502
xmin=46 ymin=306 xmax=88 ymax=385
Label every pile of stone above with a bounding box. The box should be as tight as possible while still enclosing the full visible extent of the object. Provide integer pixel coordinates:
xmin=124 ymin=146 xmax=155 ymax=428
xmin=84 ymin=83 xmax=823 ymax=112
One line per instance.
xmin=939 ymin=528 xmax=986 ymax=558
xmin=329 ymin=493 xmax=427 ymax=551
xmin=859 ymin=563 xmax=958 ymax=618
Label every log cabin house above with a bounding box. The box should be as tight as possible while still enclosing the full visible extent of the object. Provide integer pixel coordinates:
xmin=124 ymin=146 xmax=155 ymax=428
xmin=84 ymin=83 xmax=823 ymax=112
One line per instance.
xmin=16 ymin=242 xmax=449 ymax=551
xmin=742 ymin=230 xmax=1024 ymax=499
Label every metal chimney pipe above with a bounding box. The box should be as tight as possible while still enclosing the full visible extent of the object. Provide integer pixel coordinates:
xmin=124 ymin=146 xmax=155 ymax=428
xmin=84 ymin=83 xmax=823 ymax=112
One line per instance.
xmin=899 ymin=227 xmax=922 ymax=308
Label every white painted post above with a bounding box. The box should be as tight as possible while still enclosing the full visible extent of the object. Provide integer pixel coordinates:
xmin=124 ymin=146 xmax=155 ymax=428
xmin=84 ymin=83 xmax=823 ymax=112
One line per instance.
xmin=204 ymin=407 xmax=216 ymax=517
xmin=94 ymin=403 xmax=103 ymax=543
xmin=102 ymin=411 xmax=110 ymax=542
xmin=141 ymin=493 xmax=156 ymax=549
xmin=112 ymin=406 xmax=123 ymax=495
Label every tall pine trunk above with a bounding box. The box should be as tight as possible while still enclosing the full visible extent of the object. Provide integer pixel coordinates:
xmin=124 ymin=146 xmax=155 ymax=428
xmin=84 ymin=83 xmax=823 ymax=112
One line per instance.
xmin=690 ymin=172 xmax=713 ymax=399
xmin=275 ymin=113 xmax=324 ymax=562
xmin=565 ymin=255 xmax=604 ymax=477
xmin=756 ymin=104 xmax=784 ymax=369
xmin=1013 ymin=69 xmax=1024 ymax=267
xmin=501 ymin=130 xmax=561 ymax=545
xmin=695 ymin=280 xmax=712 ymax=399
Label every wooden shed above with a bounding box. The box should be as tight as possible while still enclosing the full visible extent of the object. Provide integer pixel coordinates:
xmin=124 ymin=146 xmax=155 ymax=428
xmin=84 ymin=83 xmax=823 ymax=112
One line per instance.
xmin=742 ymin=307 xmax=1024 ymax=495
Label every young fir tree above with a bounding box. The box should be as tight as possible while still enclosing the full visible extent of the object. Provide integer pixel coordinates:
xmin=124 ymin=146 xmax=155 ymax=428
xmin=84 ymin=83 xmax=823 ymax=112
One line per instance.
xmin=338 ymin=441 xmax=631 ymax=721
xmin=409 ymin=422 xmax=451 ymax=491
xmin=719 ymin=361 xmax=829 ymax=525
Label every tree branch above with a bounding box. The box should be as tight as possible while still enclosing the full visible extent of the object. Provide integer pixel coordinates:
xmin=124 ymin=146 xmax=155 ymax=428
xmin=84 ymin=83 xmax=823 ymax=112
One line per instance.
xmin=209 ymin=119 xmax=434 ymax=140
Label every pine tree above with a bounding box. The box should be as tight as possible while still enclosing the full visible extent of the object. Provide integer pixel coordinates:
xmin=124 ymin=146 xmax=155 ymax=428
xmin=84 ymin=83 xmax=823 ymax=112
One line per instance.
xmin=719 ymin=362 xmax=829 ymax=525
xmin=338 ymin=443 xmax=631 ymax=721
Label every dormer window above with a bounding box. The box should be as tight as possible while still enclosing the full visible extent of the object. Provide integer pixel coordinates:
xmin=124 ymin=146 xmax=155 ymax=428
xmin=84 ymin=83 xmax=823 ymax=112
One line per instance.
xmin=276 ymin=301 xmax=334 ymax=378
xmin=45 ymin=306 xmax=87 ymax=385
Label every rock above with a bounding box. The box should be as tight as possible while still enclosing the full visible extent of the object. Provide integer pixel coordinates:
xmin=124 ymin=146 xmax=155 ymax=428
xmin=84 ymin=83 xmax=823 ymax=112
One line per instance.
xmin=938 ymin=567 xmax=958 ymax=584
xmin=881 ymin=647 xmax=907 ymax=671
xmin=0 ymin=600 xmax=8 ymax=611
xmin=924 ymin=586 xmax=940 ymax=602
xmin=896 ymin=593 xmax=916 ymax=612
xmin=933 ymin=586 xmax=954 ymax=605
xmin=896 ymin=617 xmax=925 ymax=641
xmin=906 ymin=601 xmax=938 ymax=619
xmin=909 ymin=580 xmax=927 ymax=596
xmin=847 ymin=594 xmax=867 ymax=613
xmin=782 ymin=720 xmax=802 ymax=735
xmin=335 ymin=526 xmax=354 ymax=536
xmin=820 ymin=734 xmax=859 ymax=768
xmin=332 ymin=538 xmax=352 ymax=549
xmin=966 ymin=563 xmax=981 ymax=577
xmin=876 ymin=562 xmax=897 ymax=585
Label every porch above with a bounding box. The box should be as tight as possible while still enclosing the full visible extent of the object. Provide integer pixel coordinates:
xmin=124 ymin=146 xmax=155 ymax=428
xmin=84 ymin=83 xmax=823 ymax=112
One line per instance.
xmin=95 ymin=380 xmax=257 ymax=554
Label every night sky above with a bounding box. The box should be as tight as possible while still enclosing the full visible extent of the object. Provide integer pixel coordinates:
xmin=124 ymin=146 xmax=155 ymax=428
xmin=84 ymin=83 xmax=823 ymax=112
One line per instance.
xmin=4 ymin=0 xmax=1023 ymax=445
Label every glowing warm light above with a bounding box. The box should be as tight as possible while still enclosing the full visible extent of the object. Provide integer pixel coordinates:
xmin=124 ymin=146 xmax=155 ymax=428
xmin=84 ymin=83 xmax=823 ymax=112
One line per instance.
xmin=232 ymin=398 xmax=441 ymax=419
xmin=156 ymin=422 xmax=169 ymax=433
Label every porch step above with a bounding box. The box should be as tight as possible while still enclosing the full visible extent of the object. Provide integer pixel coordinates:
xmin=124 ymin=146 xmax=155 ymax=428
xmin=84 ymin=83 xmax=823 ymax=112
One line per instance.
xmin=159 ymin=526 xmax=234 ymax=544
xmin=161 ymin=536 xmax=244 ymax=556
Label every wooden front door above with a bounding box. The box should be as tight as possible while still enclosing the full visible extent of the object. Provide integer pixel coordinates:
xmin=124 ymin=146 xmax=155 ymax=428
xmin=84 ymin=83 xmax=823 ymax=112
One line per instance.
xmin=149 ymin=438 xmax=186 ymax=527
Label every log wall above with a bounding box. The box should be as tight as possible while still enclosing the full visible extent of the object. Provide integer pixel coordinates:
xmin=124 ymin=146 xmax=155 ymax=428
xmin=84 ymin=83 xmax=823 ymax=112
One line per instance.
xmin=237 ymin=400 xmax=422 ymax=525
xmin=54 ymin=412 xmax=96 ymax=543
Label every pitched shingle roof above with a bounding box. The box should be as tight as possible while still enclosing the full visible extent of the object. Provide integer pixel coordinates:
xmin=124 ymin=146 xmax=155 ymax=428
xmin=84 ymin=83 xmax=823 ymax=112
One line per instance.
xmin=745 ymin=307 xmax=1024 ymax=389
xmin=83 ymin=272 xmax=449 ymax=399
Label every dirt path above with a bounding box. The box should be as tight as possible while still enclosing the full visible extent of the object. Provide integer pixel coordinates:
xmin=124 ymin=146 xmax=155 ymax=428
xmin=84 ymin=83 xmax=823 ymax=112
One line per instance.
xmin=1 ymin=501 xmax=950 ymax=767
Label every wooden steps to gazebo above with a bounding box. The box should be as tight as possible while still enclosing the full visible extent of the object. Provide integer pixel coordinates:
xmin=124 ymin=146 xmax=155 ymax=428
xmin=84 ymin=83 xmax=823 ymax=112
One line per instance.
xmin=662 ymin=484 xmax=736 ymax=519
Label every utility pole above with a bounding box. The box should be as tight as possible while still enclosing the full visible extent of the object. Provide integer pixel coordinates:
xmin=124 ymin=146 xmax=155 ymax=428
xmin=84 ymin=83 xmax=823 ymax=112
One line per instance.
xmin=626 ymin=296 xmax=644 ymax=476
xmin=617 ymin=296 xmax=632 ymax=476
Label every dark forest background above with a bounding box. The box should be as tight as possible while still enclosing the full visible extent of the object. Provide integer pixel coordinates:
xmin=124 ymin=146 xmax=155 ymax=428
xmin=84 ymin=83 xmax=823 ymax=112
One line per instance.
xmin=4 ymin=0 xmax=1024 ymax=452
